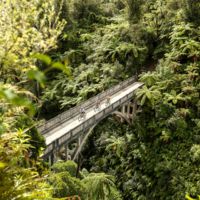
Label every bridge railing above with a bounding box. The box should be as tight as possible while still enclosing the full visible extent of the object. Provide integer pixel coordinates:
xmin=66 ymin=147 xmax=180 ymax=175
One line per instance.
xmin=38 ymin=76 xmax=136 ymax=134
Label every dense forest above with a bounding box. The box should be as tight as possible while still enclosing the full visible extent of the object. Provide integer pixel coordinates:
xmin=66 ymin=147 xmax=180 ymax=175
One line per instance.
xmin=0 ymin=0 xmax=200 ymax=199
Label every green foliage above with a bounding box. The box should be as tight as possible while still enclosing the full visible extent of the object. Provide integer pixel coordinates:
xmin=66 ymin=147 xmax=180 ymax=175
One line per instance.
xmin=27 ymin=69 xmax=46 ymax=88
xmin=186 ymin=194 xmax=200 ymax=200
xmin=0 ymin=84 xmax=35 ymax=116
xmin=42 ymin=9 xmax=148 ymax=112
xmin=0 ymin=1 xmax=70 ymax=198
xmin=82 ymin=172 xmax=122 ymax=200
xmin=105 ymin=135 xmax=125 ymax=157
xmin=125 ymin=0 xmax=144 ymax=23
xmin=136 ymin=85 xmax=162 ymax=107
xmin=0 ymin=130 xmax=52 ymax=200
xmin=71 ymin=0 xmax=104 ymax=27
xmin=51 ymin=160 xmax=77 ymax=176
xmin=1 ymin=0 xmax=200 ymax=199
xmin=0 ymin=62 xmax=53 ymax=199
xmin=49 ymin=170 xmax=85 ymax=198
xmin=168 ymin=22 xmax=200 ymax=62
xmin=79 ymin=1 xmax=200 ymax=200
xmin=184 ymin=0 xmax=200 ymax=26
xmin=0 ymin=0 xmax=66 ymax=83
xmin=49 ymin=161 xmax=121 ymax=199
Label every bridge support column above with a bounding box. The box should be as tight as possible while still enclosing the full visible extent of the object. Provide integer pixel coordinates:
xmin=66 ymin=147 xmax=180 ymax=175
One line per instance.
xmin=48 ymin=154 xmax=53 ymax=166
xmin=72 ymin=135 xmax=83 ymax=162
xmin=132 ymin=101 xmax=137 ymax=123
xmin=74 ymin=137 xmax=81 ymax=161
xmin=51 ymin=140 xmax=59 ymax=164
xmin=76 ymin=137 xmax=81 ymax=162
xmin=65 ymin=144 xmax=69 ymax=161
xmin=113 ymin=100 xmax=138 ymax=125
xmin=121 ymin=105 xmax=125 ymax=114
xmin=78 ymin=137 xmax=81 ymax=147
xmin=52 ymin=150 xmax=57 ymax=163
xmin=121 ymin=105 xmax=126 ymax=123
xmin=127 ymin=103 xmax=131 ymax=115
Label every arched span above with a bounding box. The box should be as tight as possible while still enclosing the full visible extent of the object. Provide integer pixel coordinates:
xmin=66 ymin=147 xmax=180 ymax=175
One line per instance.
xmin=39 ymin=77 xmax=143 ymax=161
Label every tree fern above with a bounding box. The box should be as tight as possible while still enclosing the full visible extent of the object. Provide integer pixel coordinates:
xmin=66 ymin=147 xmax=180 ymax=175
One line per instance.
xmin=82 ymin=172 xmax=121 ymax=200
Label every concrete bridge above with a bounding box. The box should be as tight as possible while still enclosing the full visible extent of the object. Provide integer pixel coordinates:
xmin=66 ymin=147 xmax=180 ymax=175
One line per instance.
xmin=38 ymin=76 xmax=143 ymax=164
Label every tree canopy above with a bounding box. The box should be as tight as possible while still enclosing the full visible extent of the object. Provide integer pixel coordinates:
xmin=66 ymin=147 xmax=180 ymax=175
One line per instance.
xmin=0 ymin=0 xmax=200 ymax=199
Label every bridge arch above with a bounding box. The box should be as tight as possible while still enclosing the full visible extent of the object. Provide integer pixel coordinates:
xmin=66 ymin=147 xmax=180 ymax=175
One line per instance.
xmin=37 ymin=77 xmax=143 ymax=164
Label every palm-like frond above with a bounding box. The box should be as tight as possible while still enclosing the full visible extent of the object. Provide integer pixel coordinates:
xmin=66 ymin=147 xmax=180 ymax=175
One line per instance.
xmin=82 ymin=172 xmax=116 ymax=200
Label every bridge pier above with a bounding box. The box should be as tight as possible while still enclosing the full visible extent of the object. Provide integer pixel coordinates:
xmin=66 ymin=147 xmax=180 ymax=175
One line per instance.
xmin=64 ymin=143 xmax=69 ymax=161
xmin=48 ymin=154 xmax=53 ymax=166
xmin=72 ymin=136 xmax=82 ymax=162
xmin=78 ymin=137 xmax=81 ymax=147
xmin=51 ymin=140 xmax=59 ymax=163
xmin=114 ymin=100 xmax=137 ymax=125
xmin=131 ymin=101 xmax=137 ymax=123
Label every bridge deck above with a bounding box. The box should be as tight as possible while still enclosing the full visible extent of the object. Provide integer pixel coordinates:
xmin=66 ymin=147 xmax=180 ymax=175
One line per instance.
xmin=44 ymin=82 xmax=143 ymax=146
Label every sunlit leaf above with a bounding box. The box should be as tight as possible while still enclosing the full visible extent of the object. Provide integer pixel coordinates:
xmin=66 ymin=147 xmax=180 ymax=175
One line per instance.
xmin=51 ymin=62 xmax=71 ymax=76
xmin=185 ymin=194 xmax=195 ymax=200
xmin=27 ymin=69 xmax=46 ymax=87
xmin=0 ymin=162 xmax=7 ymax=169
xmin=32 ymin=53 xmax=52 ymax=65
